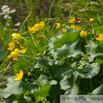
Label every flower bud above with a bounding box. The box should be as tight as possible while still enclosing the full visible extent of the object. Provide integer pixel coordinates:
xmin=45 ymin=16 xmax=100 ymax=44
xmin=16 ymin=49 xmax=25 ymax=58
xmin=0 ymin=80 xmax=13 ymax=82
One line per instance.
xmin=55 ymin=56 xmax=58 ymax=60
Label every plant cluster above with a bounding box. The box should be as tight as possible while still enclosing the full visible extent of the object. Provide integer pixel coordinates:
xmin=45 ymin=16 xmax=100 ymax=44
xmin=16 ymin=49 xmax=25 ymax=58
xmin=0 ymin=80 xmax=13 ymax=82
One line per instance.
xmin=0 ymin=15 xmax=103 ymax=103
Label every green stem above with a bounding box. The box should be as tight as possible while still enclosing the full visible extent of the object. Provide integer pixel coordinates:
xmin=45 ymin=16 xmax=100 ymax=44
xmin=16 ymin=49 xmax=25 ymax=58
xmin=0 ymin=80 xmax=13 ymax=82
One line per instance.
xmin=46 ymin=67 xmax=53 ymax=79
xmin=85 ymin=37 xmax=88 ymax=45
xmin=22 ymin=78 xmax=37 ymax=82
xmin=78 ymin=38 xmax=90 ymax=86
xmin=27 ymin=46 xmax=38 ymax=55
xmin=24 ymin=39 xmax=37 ymax=49
xmin=50 ymin=66 xmax=55 ymax=74
xmin=49 ymin=95 xmax=55 ymax=99
xmin=73 ymin=63 xmax=81 ymax=68
xmin=30 ymin=33 xmax=38 ymax=47
xmin=47 ymin=0 xmax=55 ymax=26
xmin=92 ymin=23 xmax=94 ymax=34
xmin=67 ymin=58 xmax=72 ymax=69
xmin=18 ymin=55 xmax=36 ymax=59
xmin=90 ymin=79 xmax=93 ymax=91
xmin=31 ymin=74 xmax=38 ymax=79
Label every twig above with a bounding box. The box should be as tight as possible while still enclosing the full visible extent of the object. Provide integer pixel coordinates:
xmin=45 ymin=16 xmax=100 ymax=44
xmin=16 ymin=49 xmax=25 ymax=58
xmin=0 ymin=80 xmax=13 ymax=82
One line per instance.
xmin=22 ymin=11 xmax=32 ymax=25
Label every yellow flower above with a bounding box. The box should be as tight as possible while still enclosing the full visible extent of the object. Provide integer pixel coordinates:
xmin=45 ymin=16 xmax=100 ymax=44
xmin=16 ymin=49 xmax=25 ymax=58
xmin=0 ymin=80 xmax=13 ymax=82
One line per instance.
xmin=40 ymin=34 xmax=46 ymax=38
xmin=71 ymin=25 xmax=80 ymax=29
xmin=14 ymin=48 xmax=20 ymax=55
xmin=56 ymin=23 xmax=61 ymax=29
xmin=10 ymin=48 xmax=20 ymax=59
xmin=95 ymin=34 xmax=103 ymax=41
xmin=69 ymin=17 xmax=75 ymax=23
xmin=12 ymin=33 xmax=21 ymax=39
xmin=8 ymin=41 xmax=15 ymax=51
xmin=40 ymin=21 xmax=44 ymax=28
xmin=75 ymin=25 xmax=80 ymax=29
xmin=80 ymin=30 xmax=87 ymax=38
xmin=14 ymin=70 xmax=23 ymax=81
xmin=28 ymin=72 xmax=31 ymax=76
xmin=20 ymin=45 xmax=25 ymax=48
xmin=36 ymin=34 xmax=40 ymax=38
xmin=90 ymin=18 xmax=94 ymax=22
xmin=28 ymin=26 xmax=33 ymax=32
xmin=33 ymin=23 xmax=40 ymax=31
xmin=35 ymin=40 xmax=39 ymax=43
xmin=62 ymin=28 xmax=67 ymax=32
xmin=22 ymin=48 xmax=26 ymax=54
xmin=7 ymin=55 xmax=11 ymax=59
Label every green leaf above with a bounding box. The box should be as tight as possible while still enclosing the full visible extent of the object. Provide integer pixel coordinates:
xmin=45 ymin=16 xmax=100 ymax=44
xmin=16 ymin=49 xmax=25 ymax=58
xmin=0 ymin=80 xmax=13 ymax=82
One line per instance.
xmin=35 ymin=57 xmax=45 ymax=70
xmin=92 ymin=84 xmax=103 ymax=95
xmin=0 ymin=77 xmax=38 ymax=99
xmin=5 ymin=95 xmax=18 ymax=103
xmin=53 ymin=28 xmax=81 ymax=49
xmin=0 ymin=77 xmax=26 ymax=98
xmin=62 ymin=70 xmax=73 ymax=79
xmin=34 ymin=84 xmax=51 ymax=103
xmin=64 ymin=83 xmax=78 ymax=95
xmin=13 ymin=59 xmax=31 ymax=73
xmin=78 ymin=63 xmax=100 ymax=79
xmin=88 ymin=41 xmax=103 ymax=62
xmin=49 ymin=37 xmax=56 ymax=49
xmin=99 ymin=41 xmax=103 ymax=48
xmin=53 ymin=63 xmax=69 ymax=81
xmin=60 ymin=75 xmax=74 ymax=90
xmin=37 ymin=75 xmax=57 ymax=87
xmin=0 ymin=49 xmax=8 ymax=61
xmin=96 ymin=25 xmax=103 ymax=34
xmin=18 ymin=95 xmax=33 ymax=103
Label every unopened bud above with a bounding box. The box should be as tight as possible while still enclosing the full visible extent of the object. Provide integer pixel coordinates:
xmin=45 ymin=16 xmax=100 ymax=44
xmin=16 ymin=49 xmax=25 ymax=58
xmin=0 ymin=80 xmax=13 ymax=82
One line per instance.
xmin=82 ymin=58 xmax=85 ymax=61
xmin=55 ymin=56 xmax=58 ymax=60
xmin=82 ymin=63 xmax=86 ymax=66
xmin=38 ymin=53 xmax=41 ymax=57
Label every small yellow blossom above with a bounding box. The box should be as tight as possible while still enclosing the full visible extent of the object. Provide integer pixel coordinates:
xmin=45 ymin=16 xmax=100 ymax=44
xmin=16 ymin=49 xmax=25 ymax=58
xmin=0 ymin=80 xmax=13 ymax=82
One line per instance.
xmin=33 ymin=23 xmax=40 ymax=31
xmin=40 ymin=34 xmax=46 ymax=38
xmin=7 ymin=55 xmax=11 ymax=59
xmin=14 ymin=48 xmax=20 ymax=55
xmin=12 ymin=33 xmax=21 ymax=39
xmin=20 ymin=45 xmax=25 ymax=49
xmin=10 ymin=52 xmax=17 ymax=59
xmin=36 ymin=34 xmax=40 ymax=38
xmin=28 ymin=72 xmax=31 ymax=76
xmin=62 ymin=28 xmax=67 ymax=32
xmin=35 ymin=40 xmax=39 ymax=43
xmin=56 ymin=23 xmax=61 ymax=29
xmin=80 ymin=30 xmax=87 ymax=38
xmin=95 ymin=34 xmax=103 ymax=41
xmin=90 ymin=18 xmax=94 ymax=22
xmin=22 ymin=48 xmax=26 ymax=54
xmin=10 ymin=48 xmax=20 ymax=59
xmin=40 ymin=21 xmax=44 ymax=28
xmin=71 ymin=25 xmax=80 ymax=29
xmin=14 ymin=70 xmax=23 ymax=81
xmin=75 ymin=25 xmax=80 ymax=29
xmin=69 ymin=17 xmax=75 ymax=23
xmin=78 ymin=21 xmax=81 ymax=23
xmin=28 ymin=26 xmax=34 ymax=32
xmin=12 ymin=38 xmax=19 ymax=44
xmin=8 ymin=41 xmax=15 ymax=51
